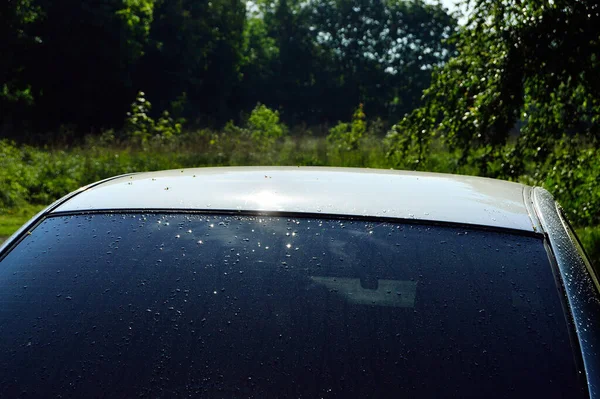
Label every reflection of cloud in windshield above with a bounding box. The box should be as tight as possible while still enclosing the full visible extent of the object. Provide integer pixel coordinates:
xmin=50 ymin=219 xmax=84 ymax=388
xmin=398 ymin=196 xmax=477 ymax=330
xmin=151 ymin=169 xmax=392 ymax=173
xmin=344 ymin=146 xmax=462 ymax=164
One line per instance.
xmin=137 ymin=214 xmax=411 ymax=275
xmin=142 ymin=214 xmax=305 ymax=259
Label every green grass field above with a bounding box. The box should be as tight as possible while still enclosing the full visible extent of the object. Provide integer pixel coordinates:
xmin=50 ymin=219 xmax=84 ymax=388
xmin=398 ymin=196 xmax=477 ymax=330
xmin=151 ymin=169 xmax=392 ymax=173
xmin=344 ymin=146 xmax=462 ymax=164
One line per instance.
xmin=0 ymin=204 xmax=46 ymax=239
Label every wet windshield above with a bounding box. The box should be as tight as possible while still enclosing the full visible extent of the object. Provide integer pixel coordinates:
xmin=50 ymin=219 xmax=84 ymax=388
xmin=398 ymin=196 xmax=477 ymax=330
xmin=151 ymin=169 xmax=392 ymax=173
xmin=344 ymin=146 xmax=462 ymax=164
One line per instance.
xmin=0 ymin=213 xmax=584 ymax=397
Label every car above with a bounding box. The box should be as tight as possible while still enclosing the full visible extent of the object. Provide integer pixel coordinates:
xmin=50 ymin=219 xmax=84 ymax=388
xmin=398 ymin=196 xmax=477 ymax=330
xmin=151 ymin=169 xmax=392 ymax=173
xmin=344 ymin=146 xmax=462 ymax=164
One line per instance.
xmin=0 ymin=166 xmax=598 ymax=398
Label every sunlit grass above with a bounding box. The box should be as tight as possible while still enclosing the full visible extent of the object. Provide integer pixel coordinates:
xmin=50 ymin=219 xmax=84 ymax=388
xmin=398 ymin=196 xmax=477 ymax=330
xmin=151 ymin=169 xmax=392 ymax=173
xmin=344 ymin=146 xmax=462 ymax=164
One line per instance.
xmin=0 ymin=204 xmax=46 ymax=238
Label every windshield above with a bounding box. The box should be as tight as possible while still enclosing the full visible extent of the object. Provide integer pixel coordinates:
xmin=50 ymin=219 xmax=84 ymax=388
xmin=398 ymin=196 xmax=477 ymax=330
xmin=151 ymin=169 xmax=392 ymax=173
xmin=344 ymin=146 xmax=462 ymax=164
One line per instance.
xmin=0 ymin=213 xmax=583 ymax=397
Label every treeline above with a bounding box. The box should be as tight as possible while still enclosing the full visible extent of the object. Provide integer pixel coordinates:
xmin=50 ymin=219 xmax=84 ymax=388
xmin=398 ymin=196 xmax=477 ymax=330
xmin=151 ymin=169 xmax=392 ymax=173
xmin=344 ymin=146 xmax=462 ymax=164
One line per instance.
xmin=1 ymin=0 xmax=456 ymax=138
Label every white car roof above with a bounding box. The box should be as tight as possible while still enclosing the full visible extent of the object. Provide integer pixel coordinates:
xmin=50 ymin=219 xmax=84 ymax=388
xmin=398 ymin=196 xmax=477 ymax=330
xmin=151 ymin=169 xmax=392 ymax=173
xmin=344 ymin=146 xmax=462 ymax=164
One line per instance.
xmin=52 ymin=167 xmax=539 ymax=232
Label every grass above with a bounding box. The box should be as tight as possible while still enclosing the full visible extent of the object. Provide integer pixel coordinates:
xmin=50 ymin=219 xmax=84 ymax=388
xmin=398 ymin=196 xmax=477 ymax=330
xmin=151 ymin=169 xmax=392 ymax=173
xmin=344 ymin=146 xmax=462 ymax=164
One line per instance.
xmin=0 ymin=204 xmax=46 ymax=238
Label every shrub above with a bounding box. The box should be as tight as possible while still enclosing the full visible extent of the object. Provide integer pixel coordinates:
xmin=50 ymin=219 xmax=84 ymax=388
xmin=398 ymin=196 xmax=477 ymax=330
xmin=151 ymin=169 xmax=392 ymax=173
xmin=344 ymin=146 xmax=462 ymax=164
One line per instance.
xmin=325 ymin=104 xmax=375 ymax=167
xmin=541 ymin=137 xmax=600 ymax=227
xmin=220 ymin=104 xmax=288 ymax=163
xmin=0 ymin=140 xmax=37 ymax=210
xmin=247 ymin=104 xmax=286 ymax=148
xmin=327 ymin=104 xmax=366 ymax=152
xmin=124 ymin=92 xmax=183 ymax=147
xmin=124 ymin=92 xmax=154 ymax=145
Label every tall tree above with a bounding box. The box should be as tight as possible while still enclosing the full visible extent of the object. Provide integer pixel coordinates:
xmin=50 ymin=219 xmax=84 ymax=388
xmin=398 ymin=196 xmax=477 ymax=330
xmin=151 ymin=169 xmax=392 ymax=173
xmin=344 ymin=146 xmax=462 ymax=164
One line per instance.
xmin=237 ymin=0 xmax=456 ymax=125
xmin=139 ymin=0 xmax=246 ymax=125
xmin=0 ymin=0 xmax=41 ymax=134
xmin=233 ymin=13 xmax=280 ymax=115
xmin=235 ymin=0 xmax=328 ymax=124
xmin=24 ymin=0 xmax=154 ymax=131
xmin=388 ymin=0 xmax=600 ymax=171
xmin=311 ymin=0 xmax=457 ymax=121
xmin=267 ymin=0 xmax=326 ymax=123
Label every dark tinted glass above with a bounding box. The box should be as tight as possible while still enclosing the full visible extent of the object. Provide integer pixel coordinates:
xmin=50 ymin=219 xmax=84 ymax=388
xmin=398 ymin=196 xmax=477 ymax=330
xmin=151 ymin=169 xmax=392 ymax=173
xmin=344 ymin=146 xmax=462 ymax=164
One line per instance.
xmin=0 ymin=214 xmax=584 ymax=397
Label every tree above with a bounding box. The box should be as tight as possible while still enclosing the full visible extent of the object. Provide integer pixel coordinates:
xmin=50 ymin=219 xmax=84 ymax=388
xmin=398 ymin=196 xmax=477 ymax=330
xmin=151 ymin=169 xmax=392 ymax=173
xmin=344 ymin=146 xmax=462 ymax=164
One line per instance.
xmin=233 ymin=15 xmax=280 ymax=114
xmin=0 ymin=0 xmax=41 ymax=134
xmin=310 ymin=0 xmax=457 ymax=122
xmin=15 ymin=0 xmax=155 ymax=133
xmin=1 ymin=0 xmax=456 ymax=135
xmin=235 ymin=0 xmax=328 ymax=125
xmin=388 ymin=0 xmax=600 ymax=173
xmin=139 ymin=0 xmax=246 ymax=125
xmin=236 ymin=0 xmax=456 ymax=125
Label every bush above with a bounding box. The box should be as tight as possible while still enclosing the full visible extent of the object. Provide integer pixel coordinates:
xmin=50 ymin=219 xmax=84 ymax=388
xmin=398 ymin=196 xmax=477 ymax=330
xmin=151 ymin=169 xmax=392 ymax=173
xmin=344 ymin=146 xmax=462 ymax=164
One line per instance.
xmin=247 ymin=104 xmax=286 ymax=148
xmin=220 ymin=104 xmax=288 ymax=163
xmin=124 ymin=92 xmax=183 ymax=147
xmin=0 ymin=140 xmax=39 ymax=210
xmin=327 ymin=104 xmax=366 ymax=152
xmin=326 ymin=105 xmax=376 ymax=166
xmin=540 ymin=137 xmax=600 ymax=227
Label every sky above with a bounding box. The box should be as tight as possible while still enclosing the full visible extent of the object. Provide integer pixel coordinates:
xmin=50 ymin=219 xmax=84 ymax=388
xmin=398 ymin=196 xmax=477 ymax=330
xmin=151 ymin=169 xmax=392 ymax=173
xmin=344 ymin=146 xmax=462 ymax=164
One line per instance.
xmin=436 ymin=0 xmax=469 ymax=24
xmin=440 ymin=0 xmax=457 ymax=10
xmin=440 ymin=0 xmax=466 ymax=14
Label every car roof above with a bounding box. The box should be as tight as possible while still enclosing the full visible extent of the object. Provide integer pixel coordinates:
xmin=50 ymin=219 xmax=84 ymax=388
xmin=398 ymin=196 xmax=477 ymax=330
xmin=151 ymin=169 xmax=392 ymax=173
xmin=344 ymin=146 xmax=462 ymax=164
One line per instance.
xmin=52 ymin=167 xmax=539 ymax=232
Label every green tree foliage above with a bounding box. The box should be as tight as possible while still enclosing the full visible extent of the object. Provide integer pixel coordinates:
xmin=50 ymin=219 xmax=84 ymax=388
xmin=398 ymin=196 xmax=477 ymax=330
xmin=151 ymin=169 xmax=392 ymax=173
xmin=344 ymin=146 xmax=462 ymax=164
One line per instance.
xmin=116 ymin=0 xmax=155 ymax=64
xmin=542 ymin=139 xmax=600 ymax=225
xmin=0 ymin=0 xmax=41 ymax=132
xmin=0 ymin=0 xmax=456 ymax=136
xmin=388 ymin=0 xmax=600 ymax=166
xmin=236 ymin=0 xmax=457 ymax=125
xmin=246 ymin=104 xmax=287 ymax=146
xmin=328 ymin=104 xmax=367 ymax=152
xmin=17 ymin=0 xmax=155 ymax=131
xmin=223 ymin=103 xmax=287 ymax=153
xmin=124 ymin=92 xmax=183 ymax=147
xmin=310 ymin=0 xmax=456 ymax=121
xmin=235 ymin=0 xmax=326 ymax=123
xmin=237 ymin=15 xmax=279 ymax=106
xmin=139 ymin=0 xmax=246 ymax=125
